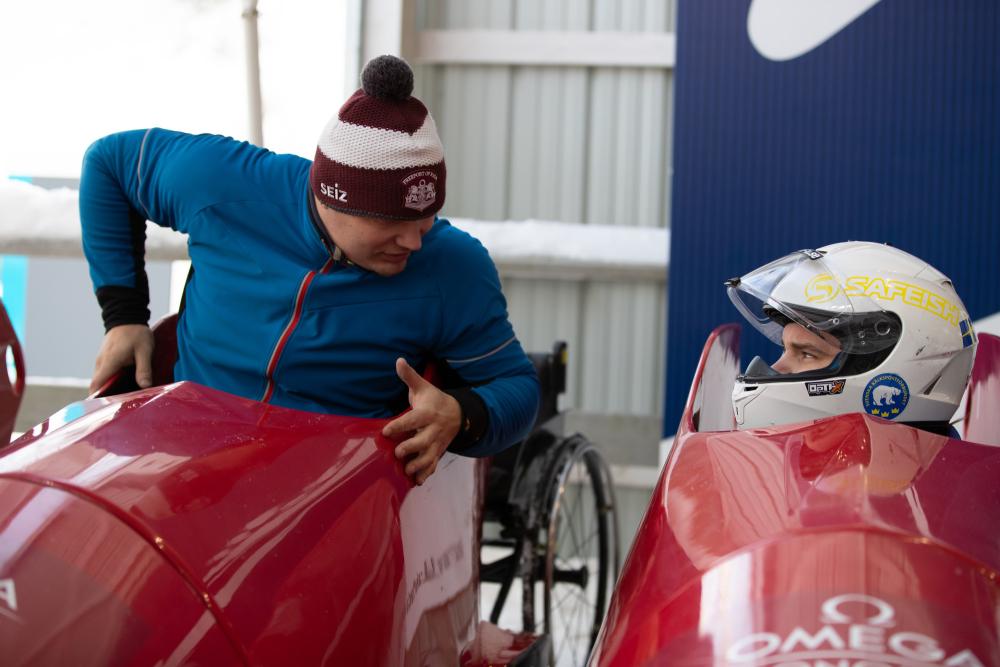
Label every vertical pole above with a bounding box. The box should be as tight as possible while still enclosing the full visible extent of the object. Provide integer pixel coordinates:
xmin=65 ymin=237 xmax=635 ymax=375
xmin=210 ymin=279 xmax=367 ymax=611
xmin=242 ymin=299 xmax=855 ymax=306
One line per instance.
xmin=242 ymin=0 xmax=264 ymax=146
xmin=344 ymin=0 xmax=363 ymax=99
xmin=360 ymin=0 xmax=417 ymax=66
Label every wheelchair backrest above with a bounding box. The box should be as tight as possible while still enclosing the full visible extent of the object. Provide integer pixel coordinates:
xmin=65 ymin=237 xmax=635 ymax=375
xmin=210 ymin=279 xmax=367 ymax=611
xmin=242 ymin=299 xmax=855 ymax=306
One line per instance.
xmin=528 ymin=341 xmax=567 ymax=431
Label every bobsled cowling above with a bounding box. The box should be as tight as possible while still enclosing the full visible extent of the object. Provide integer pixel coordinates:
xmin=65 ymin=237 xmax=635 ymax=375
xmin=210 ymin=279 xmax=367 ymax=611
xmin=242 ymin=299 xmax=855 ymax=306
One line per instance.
xmin=0 ymin=380 xmax=507 ymax=665
xmin=590 ymin=325 xmax=1000 ymax=667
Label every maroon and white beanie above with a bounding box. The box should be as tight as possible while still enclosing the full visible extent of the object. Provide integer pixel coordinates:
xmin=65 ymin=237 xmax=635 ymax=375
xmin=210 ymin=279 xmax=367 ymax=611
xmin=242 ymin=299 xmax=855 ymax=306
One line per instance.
xmin=310 ymin=55 xmax=446 ymax=220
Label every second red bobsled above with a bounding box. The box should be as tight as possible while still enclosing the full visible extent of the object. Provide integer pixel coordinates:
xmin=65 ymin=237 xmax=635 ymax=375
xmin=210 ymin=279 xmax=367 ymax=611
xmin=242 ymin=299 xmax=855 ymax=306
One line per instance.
xmin=590 ymin=325 xmax=1000 ymax=667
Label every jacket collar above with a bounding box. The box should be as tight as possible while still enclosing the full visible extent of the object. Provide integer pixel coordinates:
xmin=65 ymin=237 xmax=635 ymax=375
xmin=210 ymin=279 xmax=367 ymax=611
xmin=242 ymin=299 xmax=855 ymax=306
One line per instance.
xmin=307 ymin=193 xmax=351 ymax=266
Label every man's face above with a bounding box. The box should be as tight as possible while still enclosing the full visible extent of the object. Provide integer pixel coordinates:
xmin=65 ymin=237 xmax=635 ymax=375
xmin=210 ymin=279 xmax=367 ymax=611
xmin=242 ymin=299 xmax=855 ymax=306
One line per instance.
xmin=315 ymin=199 xmax=434 ymax=276
xmin=771 ymin=323 xmax=842 ymax=374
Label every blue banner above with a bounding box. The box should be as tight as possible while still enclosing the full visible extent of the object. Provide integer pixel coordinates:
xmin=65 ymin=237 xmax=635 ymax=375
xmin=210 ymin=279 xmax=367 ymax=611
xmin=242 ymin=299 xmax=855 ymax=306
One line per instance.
xmin=665 ymin=0 xmax=1000 ymax=434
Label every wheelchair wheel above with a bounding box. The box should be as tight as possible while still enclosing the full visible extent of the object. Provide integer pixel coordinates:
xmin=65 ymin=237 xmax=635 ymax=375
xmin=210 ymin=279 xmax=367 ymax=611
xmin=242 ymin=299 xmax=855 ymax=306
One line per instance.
xmin=523 ymin=435 xmax=619 ymax=666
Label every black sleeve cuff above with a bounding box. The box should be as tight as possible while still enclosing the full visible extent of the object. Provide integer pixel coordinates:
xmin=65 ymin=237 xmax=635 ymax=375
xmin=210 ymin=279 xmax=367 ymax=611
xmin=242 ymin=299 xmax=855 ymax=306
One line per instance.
xmin=97 ymin=285 xmax=150 ymax=332
xmin=445 ymin=387 xmax=489 ymax=452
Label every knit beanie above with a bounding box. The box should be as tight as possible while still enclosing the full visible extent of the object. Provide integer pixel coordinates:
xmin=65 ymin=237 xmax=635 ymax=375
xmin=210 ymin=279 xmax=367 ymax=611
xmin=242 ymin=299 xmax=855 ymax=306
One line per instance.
xmin=310 ymin=55 xmax=446 ymax=220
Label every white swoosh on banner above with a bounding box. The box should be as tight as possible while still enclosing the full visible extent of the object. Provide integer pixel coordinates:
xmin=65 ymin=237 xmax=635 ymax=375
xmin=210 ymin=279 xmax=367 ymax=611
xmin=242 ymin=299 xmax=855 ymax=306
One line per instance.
xmin=747 ymin=0 xmax=882 ymax=61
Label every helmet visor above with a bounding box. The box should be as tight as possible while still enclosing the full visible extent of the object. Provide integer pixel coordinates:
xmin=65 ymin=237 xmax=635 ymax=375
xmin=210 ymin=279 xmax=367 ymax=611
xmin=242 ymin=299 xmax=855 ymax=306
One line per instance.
xmin=727 ymin=250 xmax=900 ymax=355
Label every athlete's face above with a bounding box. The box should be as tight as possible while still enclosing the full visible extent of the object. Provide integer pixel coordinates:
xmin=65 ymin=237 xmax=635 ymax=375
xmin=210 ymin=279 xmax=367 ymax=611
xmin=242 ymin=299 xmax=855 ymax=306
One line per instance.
xmin=315 ymin=200 xmax=434 ymax=276
xmin=771 ymin=323 xmax=842 ymax=374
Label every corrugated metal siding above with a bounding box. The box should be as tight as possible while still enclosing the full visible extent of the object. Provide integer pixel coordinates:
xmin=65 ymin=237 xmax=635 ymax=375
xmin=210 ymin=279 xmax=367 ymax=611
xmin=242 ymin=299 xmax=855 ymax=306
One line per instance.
xmin=417 ymin=0 xmax=676 ymax=32
xmin=415 ymin=0 xmax=676 ymax=417
xmin=501 ymin=277 xmax=666 ymax=417
xmin=419 ymin=62 xmax=673 ymax=226
xmin=578 ymin=282 xmax=666 ymax=415
xmin=507 ymin=67 xmax=590 ymax=223
xmin=502 ymin=278 xmax=585 ymax=408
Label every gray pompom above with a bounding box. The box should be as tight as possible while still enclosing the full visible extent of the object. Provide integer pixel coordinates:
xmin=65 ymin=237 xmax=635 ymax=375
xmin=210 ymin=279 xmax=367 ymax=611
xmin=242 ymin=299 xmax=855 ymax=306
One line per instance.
xmin=361 ymin=55 xmax=414 ymax=101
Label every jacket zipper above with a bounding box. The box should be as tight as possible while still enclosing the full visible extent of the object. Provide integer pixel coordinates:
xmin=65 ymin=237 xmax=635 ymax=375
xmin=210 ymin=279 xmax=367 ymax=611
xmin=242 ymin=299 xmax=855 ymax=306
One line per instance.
xmin=261 ymin=258 xmax=335 ymax=403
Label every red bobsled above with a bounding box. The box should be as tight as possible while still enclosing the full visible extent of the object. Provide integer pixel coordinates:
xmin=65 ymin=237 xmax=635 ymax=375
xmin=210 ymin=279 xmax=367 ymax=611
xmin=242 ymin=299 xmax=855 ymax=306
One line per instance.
xmin=0 ymin=308 xmax=545 ymax=665
xmin=590 ymin=324 xmax=1000 ymax=666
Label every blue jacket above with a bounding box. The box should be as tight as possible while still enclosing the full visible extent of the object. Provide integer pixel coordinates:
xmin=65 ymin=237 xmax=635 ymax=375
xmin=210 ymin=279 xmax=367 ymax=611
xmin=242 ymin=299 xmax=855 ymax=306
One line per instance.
xmin=79 ymin=129 xmax=539 ymax=456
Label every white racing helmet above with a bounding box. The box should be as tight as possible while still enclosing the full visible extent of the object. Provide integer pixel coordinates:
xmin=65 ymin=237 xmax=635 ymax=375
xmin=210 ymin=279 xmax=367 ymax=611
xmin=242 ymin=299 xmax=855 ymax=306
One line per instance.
xmin=728 ymin=242 xmax=977 ymax=429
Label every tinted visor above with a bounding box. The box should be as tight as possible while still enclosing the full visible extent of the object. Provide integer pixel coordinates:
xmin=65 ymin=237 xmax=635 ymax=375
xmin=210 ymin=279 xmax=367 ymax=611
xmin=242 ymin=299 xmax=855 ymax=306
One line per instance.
xmin=727 ymin=250 xmax=901 ymax=360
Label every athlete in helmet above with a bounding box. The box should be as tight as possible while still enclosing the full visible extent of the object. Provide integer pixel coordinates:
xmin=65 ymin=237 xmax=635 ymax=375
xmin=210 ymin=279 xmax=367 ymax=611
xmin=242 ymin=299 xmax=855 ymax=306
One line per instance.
xmin=727 ymin=242 xmax=977 ymax=432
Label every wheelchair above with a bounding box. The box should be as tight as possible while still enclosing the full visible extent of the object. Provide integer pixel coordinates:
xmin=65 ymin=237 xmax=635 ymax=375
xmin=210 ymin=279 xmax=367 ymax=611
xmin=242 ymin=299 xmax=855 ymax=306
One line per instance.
xmin=99 ymin=317 xmax=620 ymax=667
xmin=479 ymin=343 xmax=620 ymax=667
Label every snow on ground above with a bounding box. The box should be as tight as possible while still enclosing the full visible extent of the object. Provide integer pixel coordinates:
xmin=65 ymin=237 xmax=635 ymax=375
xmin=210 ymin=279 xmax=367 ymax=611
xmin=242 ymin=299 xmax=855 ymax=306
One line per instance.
xmin=0 ymin=178 xmax=670 ymax=269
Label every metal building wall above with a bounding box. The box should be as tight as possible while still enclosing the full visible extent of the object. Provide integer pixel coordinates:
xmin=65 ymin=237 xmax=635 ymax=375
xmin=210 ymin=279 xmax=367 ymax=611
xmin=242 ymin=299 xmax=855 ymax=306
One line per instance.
xmin=411 ymin=0 xmax=676 ymax=419
xmin=501 ymin=277 xmax=667 ymax=416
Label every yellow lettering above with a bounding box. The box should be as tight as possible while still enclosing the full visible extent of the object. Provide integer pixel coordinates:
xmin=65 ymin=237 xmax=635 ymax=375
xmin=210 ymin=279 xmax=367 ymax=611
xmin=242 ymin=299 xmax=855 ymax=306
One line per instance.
xmin=865 ymin=278 xmax=890 ymax=300
xmin=926 ymin=292 xmax=946 ymax=317
xmin=844 ymin=276 xmax=868 ymax=297
xmin=805 ymin=274 xmax=840 ymax=303
xmin=818 ymin=275 xmax=959 ymax=328
xmin=886 ymin=280 xmax=907 ymax=301
xmin=903 ymin=285 xmax=926 ymax=307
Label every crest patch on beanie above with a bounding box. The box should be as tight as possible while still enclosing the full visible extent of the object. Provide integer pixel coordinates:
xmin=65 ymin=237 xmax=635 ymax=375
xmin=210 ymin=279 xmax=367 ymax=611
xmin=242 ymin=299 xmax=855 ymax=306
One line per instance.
xmin=310 ymin=56 xmax=446 ymax=220
xmin=403 ymin=171 xmax=438 ymax=212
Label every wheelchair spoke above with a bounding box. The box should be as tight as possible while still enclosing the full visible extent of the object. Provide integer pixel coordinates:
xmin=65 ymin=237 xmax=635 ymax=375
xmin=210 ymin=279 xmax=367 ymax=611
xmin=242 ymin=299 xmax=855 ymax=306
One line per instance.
xmin=552 ymin=589 xmax=576 ymax=621
xmin=481 ymin=434 xmax=619 ymax=667
xmin=570 ymin=582 xmax=592 ymax=605
xmin=569 ymin=590 xmax=592 ymax=652
xmin=577 ymin=527 xmax=600 ymax=562
xmin=558 ymin=489 xmax=584 ymax=558
xmin=543 ymin=450 xmax=613 ymax=665
xmin=551 ymin=580 xmax=595 ymax=665
xmin=553 ymin=591 xmax=577 ymax=660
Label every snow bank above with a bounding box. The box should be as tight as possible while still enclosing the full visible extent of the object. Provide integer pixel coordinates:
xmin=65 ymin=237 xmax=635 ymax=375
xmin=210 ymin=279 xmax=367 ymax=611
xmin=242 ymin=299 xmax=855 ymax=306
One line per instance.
xmin=0 ymin=179 xmax=182 ymax=257
xmin=0 ymin=179 xmax=669 ymax=272
xmin=452 ymin=218 xmax=668 ymax=271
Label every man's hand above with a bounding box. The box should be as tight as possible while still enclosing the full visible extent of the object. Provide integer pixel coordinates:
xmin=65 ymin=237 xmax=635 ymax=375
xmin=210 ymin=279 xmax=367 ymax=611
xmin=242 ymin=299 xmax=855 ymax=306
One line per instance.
xmin=90 ymin=324 xmax=155 ymax=394
xmin=382 ymin=357 xmax=461 ymax=485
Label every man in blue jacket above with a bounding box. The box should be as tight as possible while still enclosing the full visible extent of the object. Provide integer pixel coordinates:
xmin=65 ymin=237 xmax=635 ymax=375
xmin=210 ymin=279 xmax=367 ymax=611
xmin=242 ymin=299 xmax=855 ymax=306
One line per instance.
xmin=80 ymin=56 xmax=539 ymax=484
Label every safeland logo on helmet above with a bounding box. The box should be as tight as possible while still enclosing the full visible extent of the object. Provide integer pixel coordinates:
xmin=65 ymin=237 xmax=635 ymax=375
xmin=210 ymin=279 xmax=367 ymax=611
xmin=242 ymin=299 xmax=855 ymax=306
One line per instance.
xmin=403 ymin=170 xmax=437 ymax=212
xmin=804 ymin=274 xmax=960 ymax=326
